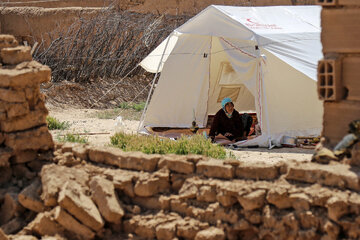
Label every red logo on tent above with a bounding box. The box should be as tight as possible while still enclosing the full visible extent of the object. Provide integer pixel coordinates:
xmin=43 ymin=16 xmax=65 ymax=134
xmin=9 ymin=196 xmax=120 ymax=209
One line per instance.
xmin=244 ymin=18 xmax=282 ymax=30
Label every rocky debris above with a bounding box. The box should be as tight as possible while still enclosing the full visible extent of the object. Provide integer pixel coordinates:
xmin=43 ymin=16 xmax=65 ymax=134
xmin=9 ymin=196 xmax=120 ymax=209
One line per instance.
xmin=2 ymin=142 xmax=360 ymax=239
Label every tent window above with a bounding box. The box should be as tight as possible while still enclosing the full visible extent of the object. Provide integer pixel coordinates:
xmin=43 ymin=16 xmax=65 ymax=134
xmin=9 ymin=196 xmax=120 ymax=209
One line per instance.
xmin=217 ymin=87 xmax=241 ymax=102
xmin=218 ymin=62 xmax=241 ymax=86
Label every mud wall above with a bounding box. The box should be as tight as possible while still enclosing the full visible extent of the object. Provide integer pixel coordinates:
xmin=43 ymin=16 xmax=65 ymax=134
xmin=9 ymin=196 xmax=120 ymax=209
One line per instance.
xmin=0 ymin=7 xmax=101 ymax=45
xmin=316 ymin=0 xmax=360 ymax=157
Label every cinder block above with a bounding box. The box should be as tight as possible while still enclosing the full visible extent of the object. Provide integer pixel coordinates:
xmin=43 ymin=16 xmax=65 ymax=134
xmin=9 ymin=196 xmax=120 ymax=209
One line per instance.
xmin=317 ymin=0 xmax=360 ymax=6
xmin=322 ymin=101 xmax=360 ymax=147
xmin=317 ymin=58 xmax=344 ymax=101
xmin=343 ymin=57 xmax=360 ymax=101
xmin=322 ymin=8 xmax=360 ymax=53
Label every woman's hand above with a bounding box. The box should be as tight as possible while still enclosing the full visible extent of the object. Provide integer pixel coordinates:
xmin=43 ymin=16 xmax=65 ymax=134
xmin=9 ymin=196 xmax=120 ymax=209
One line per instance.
xmin=224 ymin=132 xmax=233 ymax=137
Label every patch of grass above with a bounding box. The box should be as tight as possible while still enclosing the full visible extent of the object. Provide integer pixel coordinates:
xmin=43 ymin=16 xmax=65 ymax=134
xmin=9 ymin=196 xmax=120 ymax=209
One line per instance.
xmin=118 ymin=102 xmax=145 ymax=112
xmin=110 ymin=132 xmax=227 ymax=159
xmin=46 ymin=116 xmax=70 ymax=130
xmin=57 ymin=133 xmax=88 ymax=144
xmin=92 ymin=108 xmax=142 ymax=121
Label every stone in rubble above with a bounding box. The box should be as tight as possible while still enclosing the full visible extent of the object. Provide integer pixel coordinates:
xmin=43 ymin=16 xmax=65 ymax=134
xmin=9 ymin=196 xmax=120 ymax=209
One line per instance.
xmin=134 ymin=169 xmax=170 ymax=197
xmin=195 ymin=227 xmax=225 ymax=240
xmin=72 ymin=144 xmax=89 ymax=161
xmin=1 ymin=46 xmax=32 ymax=65
xmin=11 ymin=150 xmax=37 ymax=164
xmin=177 ymin=218 xmax=209 ymax=240
xmin=155 ymin=221 xmax=177 ymax=240
xmin=0 ymin=35 xmax=18 ymax=49
xmin=197 ymin=186 xmax=216 ymax=203
xmin=88 ymin=146 xmax=123 ymax=164
xmin=0 ymin=148 xmax=12 ymax=167
xmin=158 ymin=154 xmax=194 ymax=174
xmin=216 ymin=191 xmax=237 ymax=207
xmin=12 ymin=164 xmax=36 ymax=180
xmin=1 ymin=109 xmax=47 ymax=133
xmin=52 ymin=206 xmax=95 ymax=240
xmin=0 ymin=192 xmax=25 ymax=225
xmin=289 ymin=193 xmax=311 ymax=211
xmin=170 ymin=173 xmax=186 ymax=192
xmin=238 ymin=190 xmax=266 ymax=211
xmin=26 ymin=211 xmax=65 ymax=237
xmin=0 ymin=217 xmax=26 ymax=235
xmin=196 ymin=159 xmax=234 ymax=179
xmin=89 ymin=176 xmax=124 ymax=224
xmin=0 ymin=88 xmax=26 ymax=103
xmin=103 ymin=168 xmax=136 ymax=197
xmin=133 ymin=196 xmax=162 ymax=210
xmin=0 ymin=61 xmax=51 ymax=88
xmin=0 ymin=228 xmax=8 ymax=240
xmin=41 ymin=164 xmax=89 ymax=207
xmin=18 ymin=178 xmax=45 ymax=213
xmin=326 ymin=195 xmax=350 ymax=222
xmin=0 ymin=167 xmax=12 ymax=185
xmin=236 ymin=161 xmax=281 ymax=180
xmin=266 ymin=187 xmax=292 ymax=209
xmin=286 ymin=162 xmax=360 ymax=191
xmin=58 ymin=181 xmax=104 ymax=231
xmin=6 ymin=102 xmax=30 ymax=119
xmin=5 ymin=125 xmax=53 ymax=151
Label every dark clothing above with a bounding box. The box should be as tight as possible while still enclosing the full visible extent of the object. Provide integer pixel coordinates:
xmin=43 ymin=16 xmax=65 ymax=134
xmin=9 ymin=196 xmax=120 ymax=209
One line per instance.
xmin=209 ymin=109 xmax=244 ymax=141
xmin=242 ymin=113 xmax=253 ymax=136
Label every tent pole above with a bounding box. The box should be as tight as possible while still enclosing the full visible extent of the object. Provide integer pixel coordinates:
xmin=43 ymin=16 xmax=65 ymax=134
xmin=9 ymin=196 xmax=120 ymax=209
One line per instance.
xmin=137 ymin=34 xmax=173 ymax=132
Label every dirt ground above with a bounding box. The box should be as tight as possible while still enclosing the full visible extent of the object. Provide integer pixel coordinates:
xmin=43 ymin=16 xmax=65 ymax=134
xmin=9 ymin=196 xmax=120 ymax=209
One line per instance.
xmin=47 ymin=103 xmax=314 ymax=163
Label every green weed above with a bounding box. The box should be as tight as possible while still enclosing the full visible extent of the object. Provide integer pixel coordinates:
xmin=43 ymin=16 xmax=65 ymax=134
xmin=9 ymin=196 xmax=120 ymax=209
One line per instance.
xmin=110 ymin=132 xmax=227 ymax=159
xmin=92 ymin=108 xmax=142 ymax=120
xmin=57 ymin=133 xmax=88 ymax=144
xmin=46 ymin=116 xmax=70 ymax=130
xmin=118 ymin=102 xmax=145 ymax=112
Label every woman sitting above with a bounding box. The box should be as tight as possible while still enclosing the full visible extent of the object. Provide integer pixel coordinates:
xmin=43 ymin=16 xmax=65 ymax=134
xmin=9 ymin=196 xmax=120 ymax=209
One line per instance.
xmin=209 ymin=97 xmax=246 ymax=142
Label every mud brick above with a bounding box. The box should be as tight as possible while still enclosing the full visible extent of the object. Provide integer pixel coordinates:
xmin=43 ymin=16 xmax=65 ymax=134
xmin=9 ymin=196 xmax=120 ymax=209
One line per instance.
xmin=1 ymin=46 xmax=32 ymax=65
xmin=322 ymin=101 xmax=360 ymax=147
xmin=0 ymin=88 xmax=26 ymax=103
xmin=0 ymin=61 xmax=51 ymax=88
xmin=196 ymin=159 xmax=234 ymax=179
xmin=1 ymin=109 xmax=47 ymax=132
xmin=322 ymin=8 xmax=360 ymax=53
xmin=317 ymin=0 xmax=360 ymax=6
xmin=18 ymin=178 xmax=45 ymax=212
xmin=317 ymin=58 xmax=344 ymax=101
xmin=0 ymin=35 xmax=18 ymax=50
xmin=52 ymin=206 xmax=95 ymax=240
xmin=343 ymin=57 xmax=360 ymax=101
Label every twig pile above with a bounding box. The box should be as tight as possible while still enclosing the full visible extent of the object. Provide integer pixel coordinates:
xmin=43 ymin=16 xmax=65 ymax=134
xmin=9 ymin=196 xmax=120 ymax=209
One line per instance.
xmin=33 ymin=8 xmax=190 ymax=82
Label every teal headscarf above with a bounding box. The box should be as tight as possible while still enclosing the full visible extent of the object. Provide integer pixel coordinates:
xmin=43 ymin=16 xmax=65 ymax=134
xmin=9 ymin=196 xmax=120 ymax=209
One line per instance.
xmin=221 ymin=97 xmax=233 ymax=118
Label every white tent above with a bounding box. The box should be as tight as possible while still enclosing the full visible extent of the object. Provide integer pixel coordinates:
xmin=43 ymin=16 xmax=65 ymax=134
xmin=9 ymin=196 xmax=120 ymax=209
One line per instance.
xmin=139 ymin=5 xmax=323 ymax=147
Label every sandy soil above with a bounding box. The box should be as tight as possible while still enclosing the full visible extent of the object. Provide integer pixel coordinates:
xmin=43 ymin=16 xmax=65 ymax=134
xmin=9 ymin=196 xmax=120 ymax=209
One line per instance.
xmin=47 ymin=104 xmax=314 ymax=162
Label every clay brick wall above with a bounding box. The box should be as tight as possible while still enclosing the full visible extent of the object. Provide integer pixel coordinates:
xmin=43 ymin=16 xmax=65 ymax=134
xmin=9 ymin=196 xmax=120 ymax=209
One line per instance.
xmin=317 ymin=0 xmax=360 ymax=152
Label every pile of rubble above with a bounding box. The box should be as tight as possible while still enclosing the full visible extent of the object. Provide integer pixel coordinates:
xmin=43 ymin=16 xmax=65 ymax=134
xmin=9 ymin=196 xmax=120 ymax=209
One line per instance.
xmin=2 ymin=142 xmax=360 ymax=239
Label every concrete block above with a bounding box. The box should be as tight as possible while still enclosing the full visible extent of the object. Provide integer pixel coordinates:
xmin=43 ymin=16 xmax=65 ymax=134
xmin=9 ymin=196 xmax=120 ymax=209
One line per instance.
xmin=322 ymin=8 xmax=360 ymax=53
xmin=322 ymin=101 xmax=360 ymax=146
xmin=0 ymin=46 xmax=32 ymax=65
xmin=52 ymin=206 xmax=95 ymax=240
xmin=343 ymin=57 xmax=360 ymax=101
xmin=317 ymin=58 xmax=344 ymax=101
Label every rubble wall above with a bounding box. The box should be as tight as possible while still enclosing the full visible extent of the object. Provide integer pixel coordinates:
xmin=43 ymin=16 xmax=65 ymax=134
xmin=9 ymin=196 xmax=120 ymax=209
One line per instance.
xmin=316 ymin=1 xmax=360 ymax=157
xmin=2 ymin=139 xmax=360 ymax=239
